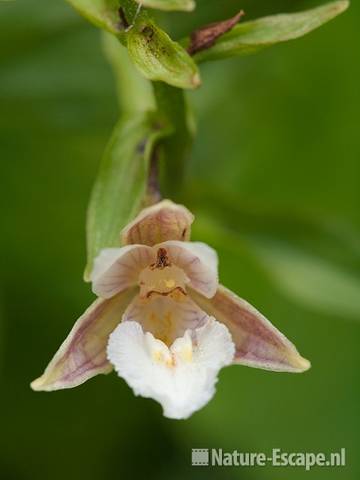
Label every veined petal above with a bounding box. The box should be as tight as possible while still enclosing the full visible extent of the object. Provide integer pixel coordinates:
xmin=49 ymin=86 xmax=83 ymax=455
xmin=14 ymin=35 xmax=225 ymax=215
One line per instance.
xmin=31 ymin=288 xmax=136 ymax=392
xmin=158 ymin=241 xmax=218 ymax=298
xmin=123 ymin=293 xmax=208 ymax=345
xmin=91 ymin=245 xmax=155 ymax=299
xmin=107 ymin=318 xmax=235 ymax=419
xmin=190 ymin=286 xmax=310 ymax=373
xmin=121 ymin=199 xmax=194 ymax=246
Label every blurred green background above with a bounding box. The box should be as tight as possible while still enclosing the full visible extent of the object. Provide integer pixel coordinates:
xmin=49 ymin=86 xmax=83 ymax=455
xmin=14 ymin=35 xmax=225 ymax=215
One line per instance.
xmin=1 ymin=0 xmax=359 ymax=479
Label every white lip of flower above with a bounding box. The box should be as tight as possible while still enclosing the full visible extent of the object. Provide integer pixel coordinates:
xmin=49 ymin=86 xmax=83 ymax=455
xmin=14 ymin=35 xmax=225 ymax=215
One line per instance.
xmin=31 ymin=199 xmax=310 ymax=420
xmin=108 ymin=319 xmax=234 ymax=419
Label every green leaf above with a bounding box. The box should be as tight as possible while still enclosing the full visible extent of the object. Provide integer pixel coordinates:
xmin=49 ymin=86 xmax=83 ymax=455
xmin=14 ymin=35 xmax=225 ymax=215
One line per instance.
xmin=192 ymin=208 xmax=360 ymax=321
xmin=85 ymin=112 xmax=171 ymax=280
xmin=127 ymin=19 xmax=201 ymax=89
xmin=191 ymin=1 xmax=349 ymax=63
xmin=134 ymin=0 xmax=195 ymax=12
xmin=251 ymin=240 xmax=360 ymax=320
xmin=66 ymin=0 xmax=123 ymax=35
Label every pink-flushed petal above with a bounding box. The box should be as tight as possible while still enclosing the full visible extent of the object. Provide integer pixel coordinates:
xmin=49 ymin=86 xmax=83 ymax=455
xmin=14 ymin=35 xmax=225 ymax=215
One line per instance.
xmin=123 ymin=292 xmax=209 ymax=345
xmin=157 ymin=241 xmax=218 ymax=298
xmin=121 ymin=199 xmax=194 ymax=246
xmin=190 ymin=286 xmax=310 ymax=373
xmin=31 ymin=288 xmax=136 ymax=392
xmin=91 ymin=245 xmax=155 ymax=299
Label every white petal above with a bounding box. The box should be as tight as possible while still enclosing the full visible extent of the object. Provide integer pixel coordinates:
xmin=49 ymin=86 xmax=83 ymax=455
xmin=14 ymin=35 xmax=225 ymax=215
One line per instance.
xmin=107 ymin=318 xmax=234 ymax=419
xmin=123 ymin=293 xmax=208 ymax=345
xmin=91 ymin=245 xmax=155 ymax=299
xmin=157 ymin=241 xmax=219 ymax=298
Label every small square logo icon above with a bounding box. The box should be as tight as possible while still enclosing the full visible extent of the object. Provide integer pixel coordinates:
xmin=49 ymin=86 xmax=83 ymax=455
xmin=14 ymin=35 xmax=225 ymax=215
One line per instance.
xmin=192 ymin=449 xmax=209 ymax=466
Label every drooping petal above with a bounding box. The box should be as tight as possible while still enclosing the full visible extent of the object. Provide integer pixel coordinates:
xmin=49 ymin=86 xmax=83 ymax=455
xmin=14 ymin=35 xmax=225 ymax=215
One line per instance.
xmin=157 ymin=241 xmax=218 ymax=298
xmin=123 ymin=292 xmax=208 ymax=345
xmin=121 ymin=199 xmax=194 ymax=246
xmin=91 ymin=245 xmax=155 ymax=298
xmin=107 ymin=317 xmax=235 ymax=419
xmin=31 ymin=288 xmax=136 ymax=392
xmin=190 ymin=286 xmax=310 ymax=373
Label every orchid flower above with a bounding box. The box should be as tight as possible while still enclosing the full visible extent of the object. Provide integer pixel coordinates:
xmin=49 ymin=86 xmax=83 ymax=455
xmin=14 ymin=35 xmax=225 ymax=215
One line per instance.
xmin=31 ymin=200 xmax=310 ymax=419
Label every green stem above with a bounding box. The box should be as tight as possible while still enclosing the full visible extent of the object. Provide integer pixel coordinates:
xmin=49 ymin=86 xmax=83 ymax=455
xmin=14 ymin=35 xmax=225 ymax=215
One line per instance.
xmin=152 ymin=82 xmax=193 ymax=199
xmin=109 ymin=1 xmax=194 ymax=200
xmin=102 ymin=32 xmax=154 ymax=114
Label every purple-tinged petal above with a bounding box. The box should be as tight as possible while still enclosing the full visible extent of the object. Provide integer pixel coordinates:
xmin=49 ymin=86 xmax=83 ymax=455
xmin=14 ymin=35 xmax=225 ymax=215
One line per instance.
xmin=121 ymin=199 xmax=194 ymax=246
xmin=91 ymin=245 xmax=155 ymax=299
xmin=190 ymin=285 xmax=310 ymax=373
xmin=31 ymin=288 xmax=136 ymax=391
xmin=158 ymin=241 xmax=218 ymax=298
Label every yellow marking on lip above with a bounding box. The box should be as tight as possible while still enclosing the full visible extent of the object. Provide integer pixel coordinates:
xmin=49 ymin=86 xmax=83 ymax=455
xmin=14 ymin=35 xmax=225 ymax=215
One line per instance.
xmin=180 ymin=345 xmax=193 ymax=362
xmin=166 ymin=358 xmax=174 ymax=368
xmin=152 ymin=350 xmax=163 ymax=362
xmin=152 ymin=349 xmax=174 ymax=367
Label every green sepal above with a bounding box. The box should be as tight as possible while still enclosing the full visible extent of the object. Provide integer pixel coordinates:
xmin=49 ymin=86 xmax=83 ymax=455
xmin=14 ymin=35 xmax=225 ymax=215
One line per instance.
xmin=127 ymin=19 xmax=201 ymax=90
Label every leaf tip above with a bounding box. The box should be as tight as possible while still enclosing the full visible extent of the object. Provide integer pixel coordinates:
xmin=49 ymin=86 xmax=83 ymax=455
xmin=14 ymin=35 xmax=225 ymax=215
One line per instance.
xmin=83 ymin=265 xmax=92 ymax=282
xmin=326 ymin=0 xmax=350 ymax=18
xmin=185 ymin=0 xmax=196 ymax=12
xmin=191 ymin=72 xmax=202 ymax=88
xmin=337 ymin=0 xmax=350 ymax=12
xmin=325 ymin=0 xmax=350 ymax=19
